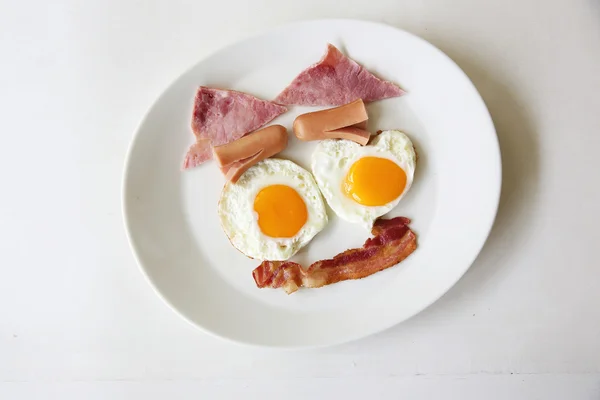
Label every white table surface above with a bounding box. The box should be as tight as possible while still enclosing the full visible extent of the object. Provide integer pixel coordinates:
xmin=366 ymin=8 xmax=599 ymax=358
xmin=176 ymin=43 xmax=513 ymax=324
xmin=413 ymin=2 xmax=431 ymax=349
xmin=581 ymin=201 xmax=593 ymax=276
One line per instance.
xmin=1 ymin=0 xmax=599 ymax=398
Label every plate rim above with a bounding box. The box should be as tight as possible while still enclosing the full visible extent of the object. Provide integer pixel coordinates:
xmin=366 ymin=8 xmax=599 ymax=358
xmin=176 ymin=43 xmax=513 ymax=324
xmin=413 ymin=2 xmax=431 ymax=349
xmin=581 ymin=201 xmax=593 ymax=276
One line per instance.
xmin=122 ymin=18 xmax=501 ymax=349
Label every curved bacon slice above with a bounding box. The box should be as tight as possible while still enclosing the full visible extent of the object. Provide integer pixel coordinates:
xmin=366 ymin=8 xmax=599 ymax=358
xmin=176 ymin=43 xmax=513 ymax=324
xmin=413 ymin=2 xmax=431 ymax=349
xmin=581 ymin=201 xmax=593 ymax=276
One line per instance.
xmin=253 ymin=217 xmax=417 ymax=294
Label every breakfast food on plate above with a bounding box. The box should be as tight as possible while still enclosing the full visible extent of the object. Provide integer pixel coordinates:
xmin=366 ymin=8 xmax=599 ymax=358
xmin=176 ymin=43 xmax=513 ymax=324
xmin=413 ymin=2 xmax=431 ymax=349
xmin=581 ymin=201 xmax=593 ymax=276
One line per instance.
xmin=253 ymin=217 xmax=417 ymax=294
xmin=218 ymin=158 xmax=328 ymax=261
xmin=293 ymin=99 xmax=370 ymax=145
xmin=183 ymin=87 xmax=287 ymax=169
xmin=312 ymin=130 xmax=416 ymax=229
xmin=213 ymin=125 xmax=288 ymax=183
xmin=274 ymin=44 xmax=404 ymax=106
xmin=179 ymin=45 xmax=421 ymax=294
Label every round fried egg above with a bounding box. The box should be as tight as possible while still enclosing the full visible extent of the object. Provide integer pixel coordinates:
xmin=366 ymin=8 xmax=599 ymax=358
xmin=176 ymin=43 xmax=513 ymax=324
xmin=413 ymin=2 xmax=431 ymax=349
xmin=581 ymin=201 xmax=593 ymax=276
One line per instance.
xmin=218 ymin=158 xmax=328 ymax=261
xmin=311 ymin=130 xmax=416 ymax=229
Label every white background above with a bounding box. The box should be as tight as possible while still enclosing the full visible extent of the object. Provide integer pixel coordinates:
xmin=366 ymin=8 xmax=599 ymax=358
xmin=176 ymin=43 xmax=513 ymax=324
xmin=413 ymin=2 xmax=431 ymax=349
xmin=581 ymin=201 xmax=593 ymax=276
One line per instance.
xmin=1 ymin=0 xmax=599 ymax=398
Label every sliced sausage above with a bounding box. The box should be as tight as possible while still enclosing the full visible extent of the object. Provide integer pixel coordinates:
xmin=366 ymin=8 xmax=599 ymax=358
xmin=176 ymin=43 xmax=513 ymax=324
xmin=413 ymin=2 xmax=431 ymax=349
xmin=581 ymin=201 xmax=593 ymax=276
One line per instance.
xmin=293 ymin=99 xmax=370 ymax=145
xmin=212 ymin=125 xmax=288 ymax=182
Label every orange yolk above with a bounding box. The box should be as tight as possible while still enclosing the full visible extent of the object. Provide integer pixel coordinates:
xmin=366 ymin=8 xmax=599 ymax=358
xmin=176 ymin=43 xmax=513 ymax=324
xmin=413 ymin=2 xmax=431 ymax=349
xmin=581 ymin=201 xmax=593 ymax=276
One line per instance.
xmin=253 ymin=185 xmax=308 ymax=238
xmin=343 ymin=157 xmax=406 ymax=206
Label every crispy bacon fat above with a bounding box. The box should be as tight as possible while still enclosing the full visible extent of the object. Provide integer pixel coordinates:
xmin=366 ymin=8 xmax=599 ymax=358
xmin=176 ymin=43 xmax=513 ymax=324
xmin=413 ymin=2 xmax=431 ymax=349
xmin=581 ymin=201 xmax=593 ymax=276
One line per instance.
xmin=252 ymin=217 xmax=417 ymax=294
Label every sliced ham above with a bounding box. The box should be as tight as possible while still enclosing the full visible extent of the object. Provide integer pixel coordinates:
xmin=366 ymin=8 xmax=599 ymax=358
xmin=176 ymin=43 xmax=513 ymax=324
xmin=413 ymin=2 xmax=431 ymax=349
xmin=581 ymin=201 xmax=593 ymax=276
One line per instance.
xmin=253 ymin=217 xmax=417 ymax=294
xmin=183 ymin=87 xmax=287 ymax=170
xmin=274 ymin=44 xmax=405 ymax=106
xmin=182 ymin=139 xmax=212 ymax=170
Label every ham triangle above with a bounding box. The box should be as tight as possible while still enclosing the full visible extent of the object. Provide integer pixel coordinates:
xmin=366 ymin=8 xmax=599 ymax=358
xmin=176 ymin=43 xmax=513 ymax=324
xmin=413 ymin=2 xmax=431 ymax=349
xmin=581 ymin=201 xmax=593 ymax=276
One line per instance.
xmin=274 ymin=44 xmax=405 ymax=106
xmin=182 ymin=87 xmax=286 ymax=170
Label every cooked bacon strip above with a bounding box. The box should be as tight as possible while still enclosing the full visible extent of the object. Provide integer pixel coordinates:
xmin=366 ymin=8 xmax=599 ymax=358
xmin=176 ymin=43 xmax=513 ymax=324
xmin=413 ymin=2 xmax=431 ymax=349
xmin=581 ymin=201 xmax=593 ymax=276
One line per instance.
xmin=371 ymin=216 xmax=411 ymax=236
xmin=212 ymin=125 xmax=288 ymax=182
xmin=252 ymin=260 xmax=305 ymax=294
xmin=293 ymin=99 xmax=370 ymax=145
xmin=252 ymin=217 xmax=417 ymax=294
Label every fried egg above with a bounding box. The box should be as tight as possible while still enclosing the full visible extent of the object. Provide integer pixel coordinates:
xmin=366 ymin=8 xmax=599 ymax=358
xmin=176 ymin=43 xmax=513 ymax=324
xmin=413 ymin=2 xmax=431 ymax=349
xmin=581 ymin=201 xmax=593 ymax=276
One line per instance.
xmin=218 ymin=158 xmax=328 ymax=261
xmin=311 ymin=130 xmax=416 ymax=229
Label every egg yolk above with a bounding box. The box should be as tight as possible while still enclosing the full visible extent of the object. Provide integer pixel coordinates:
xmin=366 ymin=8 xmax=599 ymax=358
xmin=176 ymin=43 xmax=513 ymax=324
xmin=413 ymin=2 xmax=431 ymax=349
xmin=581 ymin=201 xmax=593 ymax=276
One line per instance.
xmin=253 ymin=185 xmax=308 ymax=238
xmin=343 ymin=157 xmax=407 ymax=206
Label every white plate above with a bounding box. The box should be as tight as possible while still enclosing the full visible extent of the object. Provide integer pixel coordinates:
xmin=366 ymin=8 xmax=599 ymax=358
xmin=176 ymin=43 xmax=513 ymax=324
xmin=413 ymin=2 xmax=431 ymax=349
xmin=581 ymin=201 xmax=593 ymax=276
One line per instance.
xmin=123 ymin=19 xmax=500 ymax=348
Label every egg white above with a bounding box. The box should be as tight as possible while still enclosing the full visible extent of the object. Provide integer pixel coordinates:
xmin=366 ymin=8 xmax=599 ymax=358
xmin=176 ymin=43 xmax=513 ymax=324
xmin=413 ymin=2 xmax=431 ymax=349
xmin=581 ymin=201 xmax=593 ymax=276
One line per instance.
xmin=218 ymin=158 xmax=328 ymax=261
xmin=311 ymin=130 xmax=416 ymax=229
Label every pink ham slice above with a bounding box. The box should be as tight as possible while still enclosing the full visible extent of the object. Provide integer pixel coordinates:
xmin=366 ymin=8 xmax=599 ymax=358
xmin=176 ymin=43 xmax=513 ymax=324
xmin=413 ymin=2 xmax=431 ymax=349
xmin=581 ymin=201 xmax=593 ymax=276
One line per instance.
xmin=275 ymin=44 xmax=405 ymax=106
xmin=182 ymin=139 xmax=212 ymax=170
xmin=183 ymin=87 xmax=287 ymax=169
